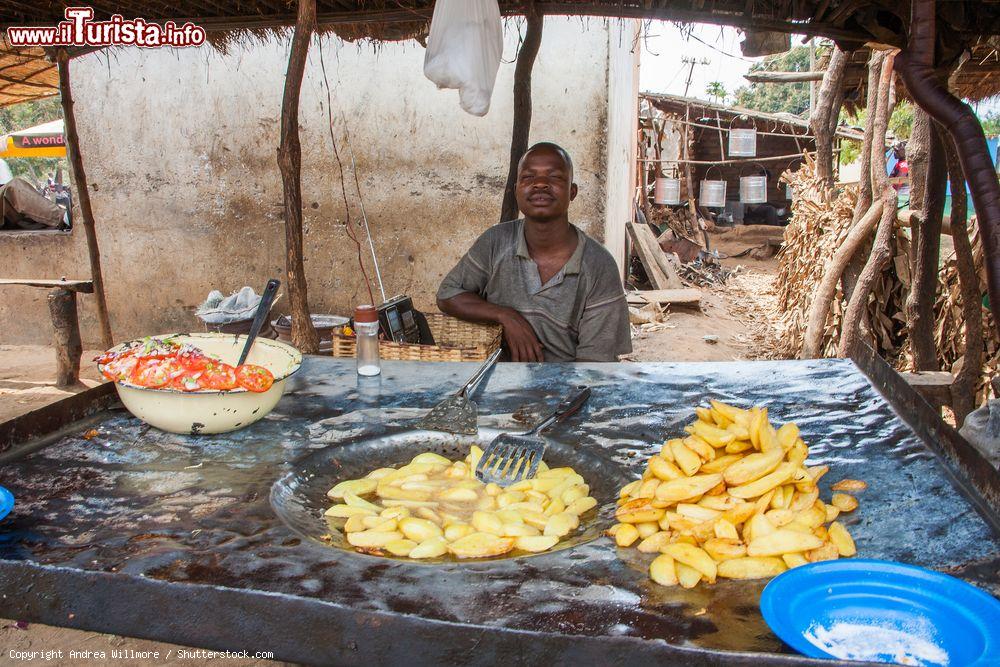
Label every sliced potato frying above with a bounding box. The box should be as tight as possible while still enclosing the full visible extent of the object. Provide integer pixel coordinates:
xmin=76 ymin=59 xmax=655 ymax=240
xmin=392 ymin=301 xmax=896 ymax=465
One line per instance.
xmin=830 ymin=493 xmax=859 ymax=512
xmin=831 ymin=479 xmax=868 ymax=492
xmin=611 ymin=401 xmax=863 ymax=590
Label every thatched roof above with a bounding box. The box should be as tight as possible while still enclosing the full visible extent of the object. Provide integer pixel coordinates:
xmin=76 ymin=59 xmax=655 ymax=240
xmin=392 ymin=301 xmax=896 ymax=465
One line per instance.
xmin=0 ymin=1 xmax=998 ymax=108
xmin=0 ymin=40 xmax=58 ymax=107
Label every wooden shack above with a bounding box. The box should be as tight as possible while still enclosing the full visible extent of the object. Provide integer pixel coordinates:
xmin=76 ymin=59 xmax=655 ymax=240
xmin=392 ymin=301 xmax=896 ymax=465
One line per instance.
xmin=639 ymin=92 xmax=862 ymax=225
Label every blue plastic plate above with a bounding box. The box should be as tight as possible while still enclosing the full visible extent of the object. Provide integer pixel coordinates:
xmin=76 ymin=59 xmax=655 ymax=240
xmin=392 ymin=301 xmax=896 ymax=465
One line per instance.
xmin=0 ymin=485 xmax=12 ymax=521
xmin=761 ymin=559 xmax=1000 ymax=667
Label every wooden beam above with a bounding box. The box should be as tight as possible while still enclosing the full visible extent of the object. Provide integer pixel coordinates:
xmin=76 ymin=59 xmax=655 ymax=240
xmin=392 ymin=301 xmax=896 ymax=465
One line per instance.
xmin=744 ymin=71 xmax=824 ymax=83
xmin=501 ymin=11 xmax=543 ymax=223
xmin=898 ymin=371 xmax=954 ymax=410
xmin=56 ymin=48 xmax=113 ymax=350
xmin=0 ymin=279 xmax=93 ymax=292
xmin=626 ymin=289 xmax=701 ymax=308
xmin=627 ymin=222 xmax=683 ymax=290
xmin=276 ymin=0 xmax=320 ymax=354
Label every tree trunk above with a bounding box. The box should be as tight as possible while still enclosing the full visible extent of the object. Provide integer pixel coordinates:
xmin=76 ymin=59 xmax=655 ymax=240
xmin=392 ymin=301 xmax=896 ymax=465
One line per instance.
xmin=277 ymin=0 xmax=320 ymax=353
xmin=905 ymin=121 xmax=946 ymax=370
xmin=906 ymin=109 xmax=932 ymax=261
xmin=56 ymin=49 xmax=113 ymax=350
xmin=809 ymin=46 xmax=848 ymax=192
xmin=48 ymin=287 xmax=82 ymax=387
xmin=944 ymin=137 xmax=981 ymax=425
xmin=839 ymin=52 xmax=897 ymax=358
xmin=842 ymin=51 xmax=884 ymax=301
xmin=500 ymin=13 xmax=543 ymax=223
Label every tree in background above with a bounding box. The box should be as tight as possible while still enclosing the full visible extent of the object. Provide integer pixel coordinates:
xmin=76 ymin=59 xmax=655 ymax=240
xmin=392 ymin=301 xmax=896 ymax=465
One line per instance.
xmin=0 ymin=95 xmax=67 ymax=183
xmin=733 ymin=46 xmax=811 ymax=116
xmin=706 ymin=81 xmax=727 ymax=105
xmin=981 ymin=110 xmax=1000 ymax=137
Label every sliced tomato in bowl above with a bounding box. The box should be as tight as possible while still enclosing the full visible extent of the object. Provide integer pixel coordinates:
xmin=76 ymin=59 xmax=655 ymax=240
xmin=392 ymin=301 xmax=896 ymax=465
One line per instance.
xmin=200 ymin=362 xmax=238 ymax=391
xmin=130 ymin=357 xmax=179 ymax=389
xmin=102 ymin=354 xmax=138 ymax=382
xmin=170 ymin=372 xmax=203 ymax=392
xmin=236 ymin=364 xmax=275 ymax=393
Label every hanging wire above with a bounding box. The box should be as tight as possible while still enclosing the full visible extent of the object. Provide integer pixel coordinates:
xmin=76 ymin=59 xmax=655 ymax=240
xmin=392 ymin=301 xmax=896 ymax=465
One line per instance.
xmin=316 ymin=36 xmax=376 ymax=306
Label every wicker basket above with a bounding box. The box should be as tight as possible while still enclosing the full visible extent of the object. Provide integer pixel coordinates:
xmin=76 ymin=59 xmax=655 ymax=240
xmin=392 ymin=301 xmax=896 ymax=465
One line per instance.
xmin=331 ymin=312 xmax=502 ymax=362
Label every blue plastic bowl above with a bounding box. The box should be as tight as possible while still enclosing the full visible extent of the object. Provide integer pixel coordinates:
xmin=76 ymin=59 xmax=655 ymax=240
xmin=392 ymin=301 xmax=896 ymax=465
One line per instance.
xmin=761 ymin=559 xmax=1000 ymax=667
xmin=0 ymin=485 xmax=12 ymax=521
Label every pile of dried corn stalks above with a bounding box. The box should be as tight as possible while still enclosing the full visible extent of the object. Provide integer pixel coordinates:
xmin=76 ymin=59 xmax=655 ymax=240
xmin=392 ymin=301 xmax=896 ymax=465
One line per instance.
xmin=774 ymin=161 xmax=908 ymax=360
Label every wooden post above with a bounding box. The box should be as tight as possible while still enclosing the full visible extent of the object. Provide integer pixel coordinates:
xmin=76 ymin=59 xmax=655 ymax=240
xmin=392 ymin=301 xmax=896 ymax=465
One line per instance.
xmin=944 ymin=135 xmax=981 ymax=425
xmin=277 ymin=0 xmax=320 ymax=354
xmin=48 ymin=288 xmax=82 ymax=387
xmin=839 ymin=53 xmax=898 ymax=358
xmin=808 ymin=45 xmax=847 ymax=192
xmin=842 ymin=50 xmax=883 ymax=301
xmin=500 ymin=11 xmax=543 ymax=223
xmin=56 ymin=49 xmax=113 ymax=350
xmin=905 ymin=121 xmax=946 ymax=370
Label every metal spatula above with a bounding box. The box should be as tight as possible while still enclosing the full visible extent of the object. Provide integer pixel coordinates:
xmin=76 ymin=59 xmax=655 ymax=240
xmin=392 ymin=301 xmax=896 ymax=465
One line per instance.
xmin=476 ymin=386 xmax=591 ymax=487
xmin=418 ymin=348 xmax=502 ymax=435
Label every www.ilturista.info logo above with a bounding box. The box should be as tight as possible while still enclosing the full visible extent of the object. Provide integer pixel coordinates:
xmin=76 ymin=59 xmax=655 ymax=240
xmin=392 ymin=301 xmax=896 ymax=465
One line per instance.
xmin=6 ymin=7 xmax=206 ymax=48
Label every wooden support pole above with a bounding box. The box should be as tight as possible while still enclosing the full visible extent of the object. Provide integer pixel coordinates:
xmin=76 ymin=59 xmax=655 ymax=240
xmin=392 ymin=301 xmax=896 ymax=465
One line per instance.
xmin=501 ymin=11 xmax=543 ymax=223
xmin=839 ymin=53 xmax=898 ymax=358
xmin=944 ymin=135 xmax=981 ymax=425
xmin=842 ymin=50 xmax=883 ymax=302
xmin=905 ymin=121 xmax=946 ymax=370
xmin=808 ymin=45 xmax=847 ymax=192
xmin=56 ymin=49 xmax=113 ymax=350
xmin=277 ymin=0 xmax=320 ymax=354
xmin=48 ymin=287 xmax=82 ymax=387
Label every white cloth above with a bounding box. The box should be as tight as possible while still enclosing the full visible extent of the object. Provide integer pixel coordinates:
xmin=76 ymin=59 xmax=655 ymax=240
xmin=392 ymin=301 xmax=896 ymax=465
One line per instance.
xmin=196 ymin=286 xmax=271 ymax=324
xmin=423 ymin=0 xmax=503 ymax=116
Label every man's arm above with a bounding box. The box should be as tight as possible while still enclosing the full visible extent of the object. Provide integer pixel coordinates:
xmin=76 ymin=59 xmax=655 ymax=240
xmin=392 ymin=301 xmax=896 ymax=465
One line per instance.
xmin=437 ymin=293 xmax=543 ymax=362
xmin=436 ymin=230 xmax=544 ymax=362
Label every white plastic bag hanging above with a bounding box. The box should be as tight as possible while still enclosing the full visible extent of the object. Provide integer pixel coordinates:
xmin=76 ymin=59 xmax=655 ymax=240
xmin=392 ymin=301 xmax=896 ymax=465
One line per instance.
xmin=423 ymin=0 xmax=503 ymax=117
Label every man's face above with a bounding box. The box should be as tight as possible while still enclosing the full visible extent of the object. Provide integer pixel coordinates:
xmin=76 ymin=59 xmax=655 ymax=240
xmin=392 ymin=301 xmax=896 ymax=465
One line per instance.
xmin=515 ymin=148 xmax=578 ymax=222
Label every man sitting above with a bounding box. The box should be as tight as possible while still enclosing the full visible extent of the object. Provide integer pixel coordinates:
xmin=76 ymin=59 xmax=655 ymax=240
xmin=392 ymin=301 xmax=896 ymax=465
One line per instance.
xmin=437 ymin=142 xmax=631 ymax=362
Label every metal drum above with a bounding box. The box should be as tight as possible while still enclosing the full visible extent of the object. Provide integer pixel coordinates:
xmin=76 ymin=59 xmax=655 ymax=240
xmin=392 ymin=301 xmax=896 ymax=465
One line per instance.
xmin=729 ymin=127 xmax=757 ymax=157
xmin=653 ymin=176 xmax=681 ymax=205
xmin=740 ymin=164 xmax=768 ymax=204
xmin=699 ymin=168 xmax=727 ymax=208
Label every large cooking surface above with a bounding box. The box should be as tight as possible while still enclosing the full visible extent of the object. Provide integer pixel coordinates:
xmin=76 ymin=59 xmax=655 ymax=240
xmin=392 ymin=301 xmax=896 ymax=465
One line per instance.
xmin=1 ymin=357 xmax=998 ymax=663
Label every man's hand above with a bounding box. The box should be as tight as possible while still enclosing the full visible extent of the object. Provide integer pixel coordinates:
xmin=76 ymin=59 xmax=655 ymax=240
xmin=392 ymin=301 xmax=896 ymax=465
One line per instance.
xmin=497 ymin=308 xmax=544 ymax=362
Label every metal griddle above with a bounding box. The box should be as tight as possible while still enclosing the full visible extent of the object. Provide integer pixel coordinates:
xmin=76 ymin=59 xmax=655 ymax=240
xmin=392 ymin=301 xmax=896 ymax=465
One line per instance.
xmin=0 ymin=348 xmax=998 ymax=666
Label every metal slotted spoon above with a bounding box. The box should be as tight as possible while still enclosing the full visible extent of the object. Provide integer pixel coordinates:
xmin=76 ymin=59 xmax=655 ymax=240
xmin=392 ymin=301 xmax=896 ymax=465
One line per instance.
xmin=418 ymin=348 xmax=502 ymax=435
xmin=476 ymin=386 xmax=592 ymax=487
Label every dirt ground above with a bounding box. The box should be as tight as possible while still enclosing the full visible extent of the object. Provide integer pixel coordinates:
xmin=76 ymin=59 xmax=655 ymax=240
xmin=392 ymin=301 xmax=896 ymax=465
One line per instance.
xmin=0 ymin=227 xmax=782 ymax=667
xmin=627 ymin=225 xmax=781 ymax=363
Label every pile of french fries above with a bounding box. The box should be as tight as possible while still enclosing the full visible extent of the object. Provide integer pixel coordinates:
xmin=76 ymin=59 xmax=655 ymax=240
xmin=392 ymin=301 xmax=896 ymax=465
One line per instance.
xmin=609 ymin=400 xmax=863 ymax=588
xmin=324 ymin=448 xmax=597 ymax=559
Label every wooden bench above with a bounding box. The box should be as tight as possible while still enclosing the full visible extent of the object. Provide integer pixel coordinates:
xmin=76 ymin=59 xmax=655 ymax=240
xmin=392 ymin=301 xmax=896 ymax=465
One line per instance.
xmin=0 ymin=279 xmax=94 ymax=387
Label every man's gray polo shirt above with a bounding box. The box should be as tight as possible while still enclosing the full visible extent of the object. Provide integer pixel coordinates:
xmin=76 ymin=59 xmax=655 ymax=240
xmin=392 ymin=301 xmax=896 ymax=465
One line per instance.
xmin=437 ymin=220 xmax=632 ymax=362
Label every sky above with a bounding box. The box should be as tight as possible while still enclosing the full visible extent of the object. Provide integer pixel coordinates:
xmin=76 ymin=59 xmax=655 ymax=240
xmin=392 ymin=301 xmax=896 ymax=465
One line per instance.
xmin=639 ymin=23 xmax=762 ymax=102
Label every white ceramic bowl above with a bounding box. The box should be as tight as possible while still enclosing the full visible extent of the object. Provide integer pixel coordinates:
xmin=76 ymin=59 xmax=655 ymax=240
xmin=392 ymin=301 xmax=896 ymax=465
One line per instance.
xmin=99 ymin=332 xmax=302 ymax=435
